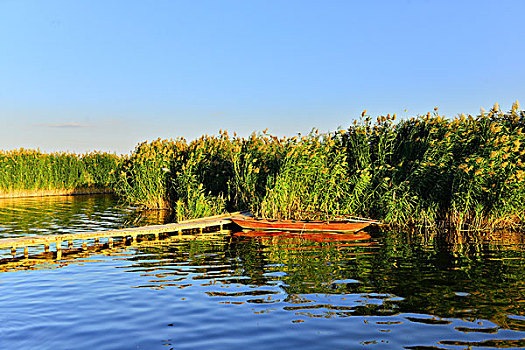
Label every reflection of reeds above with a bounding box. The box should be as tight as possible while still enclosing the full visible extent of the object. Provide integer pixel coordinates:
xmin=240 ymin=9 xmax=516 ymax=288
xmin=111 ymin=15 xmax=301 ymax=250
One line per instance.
xmin=0 ymin=187 xmax=113 ymax=198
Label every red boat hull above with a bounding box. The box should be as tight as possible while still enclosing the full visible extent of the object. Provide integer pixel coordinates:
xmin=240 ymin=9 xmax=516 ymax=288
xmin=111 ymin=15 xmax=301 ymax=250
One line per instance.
xmin=231 ymin=217 xmax=371 ymax=233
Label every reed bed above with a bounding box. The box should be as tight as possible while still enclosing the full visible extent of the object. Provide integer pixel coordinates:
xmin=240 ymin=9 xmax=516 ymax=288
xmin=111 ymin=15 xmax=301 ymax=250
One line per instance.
xmin=2 ymin=103 xmax=524 ymax=230
xmin=0 ymin=149 xmax=120 ymax=196
xmin=342 ymin=103 xmax=525 ymax=230
xmin=258 ymin=130 xmax=350 ymax=220
xmin=118 ymin=103 xmax=524 ymax=230
xmin=114 ymin=132 xmax=288 ymax=220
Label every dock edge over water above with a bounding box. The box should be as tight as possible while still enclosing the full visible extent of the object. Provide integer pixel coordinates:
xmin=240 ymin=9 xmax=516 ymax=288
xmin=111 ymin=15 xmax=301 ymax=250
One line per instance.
xmin=0 ymin=212 xmax=250 ymax=258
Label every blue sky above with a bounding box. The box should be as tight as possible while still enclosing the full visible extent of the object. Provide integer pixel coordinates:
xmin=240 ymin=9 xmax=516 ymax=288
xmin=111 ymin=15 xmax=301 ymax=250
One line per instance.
xmin=1 ymin=0 xmax=524 ymax=154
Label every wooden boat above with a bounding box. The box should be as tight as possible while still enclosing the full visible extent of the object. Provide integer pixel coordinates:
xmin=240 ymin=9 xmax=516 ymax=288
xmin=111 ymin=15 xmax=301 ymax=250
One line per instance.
xmin=230 ymin=217 xmax=374 ymax=233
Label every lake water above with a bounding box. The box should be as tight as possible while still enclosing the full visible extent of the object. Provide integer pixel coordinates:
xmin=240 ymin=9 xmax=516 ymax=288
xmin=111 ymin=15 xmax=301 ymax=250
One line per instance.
xmin=0 ymin=195 xmax=524 ymax=349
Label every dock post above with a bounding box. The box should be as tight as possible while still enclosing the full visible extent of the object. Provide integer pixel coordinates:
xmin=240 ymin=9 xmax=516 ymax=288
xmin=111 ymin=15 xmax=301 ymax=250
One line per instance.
xmin=108 ymin=237 xmax=113 ymax=247
xmin=82 ymin=242 xmax=87 ymax=250
xmin=154 ymin=232 xmax=159 ymax=240
xmin=220 ymin=224 xmax=223 ymax=232
xmin=44 ymin=243 xmax=50 ymax=253
xmin=24 ymin=247 xmax=29 ymax=258
xmin=11 ymin=247 xmax=16 ymax=257
xmin=178 ymin=229 xmax=182 ymax=237
xmin=56 ymin=240 xmax=62 ymax=260
xmin=199 ymin=226 xmax=203 ymax=234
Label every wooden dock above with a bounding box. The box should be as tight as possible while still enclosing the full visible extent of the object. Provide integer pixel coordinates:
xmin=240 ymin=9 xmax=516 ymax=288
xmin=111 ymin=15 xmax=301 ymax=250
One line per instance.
xmin=0 ymin=212 xmax=249 ymax=259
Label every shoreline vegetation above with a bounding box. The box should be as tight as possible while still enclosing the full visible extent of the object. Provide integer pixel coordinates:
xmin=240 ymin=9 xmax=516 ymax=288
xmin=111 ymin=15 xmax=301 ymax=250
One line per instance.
xmin=1 ymin=104 xmax=524 ymax=231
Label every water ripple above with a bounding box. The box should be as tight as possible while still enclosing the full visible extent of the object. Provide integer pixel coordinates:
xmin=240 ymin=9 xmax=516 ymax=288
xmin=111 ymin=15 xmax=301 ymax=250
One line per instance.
xmin=1 ymin=196 xmax=524 ymax=349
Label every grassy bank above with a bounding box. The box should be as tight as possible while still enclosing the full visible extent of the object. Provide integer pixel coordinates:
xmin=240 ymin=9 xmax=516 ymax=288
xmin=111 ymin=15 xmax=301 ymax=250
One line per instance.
xmin=2 ymin=104 xmax=524 ymax=230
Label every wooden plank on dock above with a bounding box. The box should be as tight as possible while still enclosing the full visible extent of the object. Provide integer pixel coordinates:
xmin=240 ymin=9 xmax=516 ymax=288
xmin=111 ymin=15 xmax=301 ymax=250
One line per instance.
xmin=0 ymin=211 xmax=250 ymax=251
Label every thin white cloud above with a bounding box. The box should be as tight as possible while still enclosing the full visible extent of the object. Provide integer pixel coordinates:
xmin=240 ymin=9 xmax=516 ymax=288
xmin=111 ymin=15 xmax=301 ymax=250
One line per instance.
xmin=36 ymin=122 xmax=89 ymax=128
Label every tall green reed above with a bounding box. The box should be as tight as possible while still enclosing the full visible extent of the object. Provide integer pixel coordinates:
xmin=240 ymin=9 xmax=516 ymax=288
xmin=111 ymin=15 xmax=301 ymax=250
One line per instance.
xmin=2 ymin=103 xmax=523 ymax=230
xmin=114 ymin=132 xmax=286 ymax=219
xmin=341 ymin=103 xmax=525 ymax=230
xmin=259 ymin=131 xmax=350 ymax=220
xmin=0 ymin=149 xmax=120 ymax=193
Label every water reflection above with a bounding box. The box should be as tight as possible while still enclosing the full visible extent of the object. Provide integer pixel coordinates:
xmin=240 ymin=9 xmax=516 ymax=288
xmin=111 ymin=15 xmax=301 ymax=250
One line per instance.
xmin=1 ymin=231 xmax=524 ymax=348
xmin=128 ymin=230 xmax=525 ymax=346
xmin=0 ymin=197 xmax=524 ymax=349
xmin=0 ymin=194 xmax=172 ymax=238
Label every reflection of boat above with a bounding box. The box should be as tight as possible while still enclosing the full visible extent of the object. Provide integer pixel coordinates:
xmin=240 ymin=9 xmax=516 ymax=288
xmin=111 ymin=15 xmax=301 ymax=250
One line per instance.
xmin=231 ymin=217 xmax=374 ymax=233
xmin=233 ymin=230 xmax=372 ymax=243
